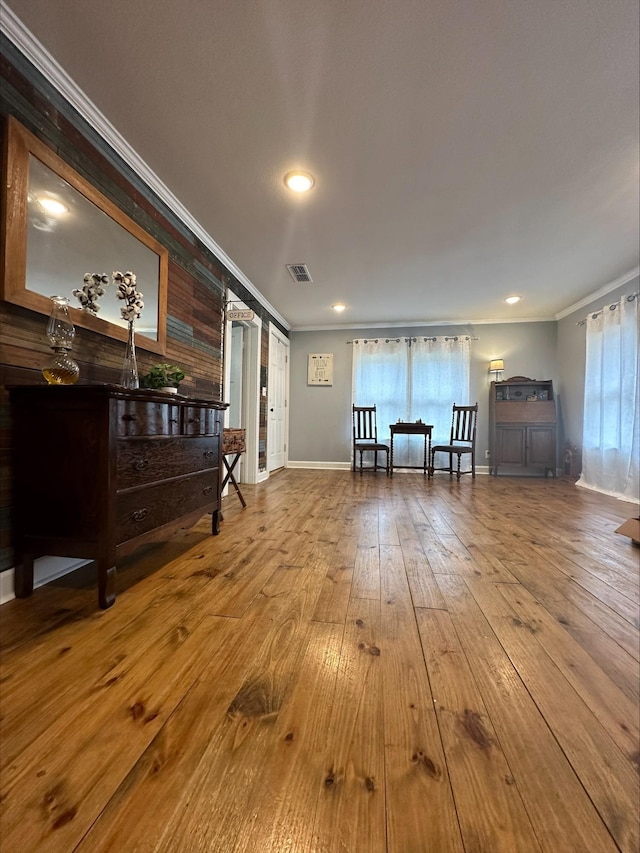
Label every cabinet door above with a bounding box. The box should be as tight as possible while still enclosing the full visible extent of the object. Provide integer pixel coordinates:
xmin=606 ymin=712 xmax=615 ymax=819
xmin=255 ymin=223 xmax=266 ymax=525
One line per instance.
xmin=527 ymin=426 xmax=556 ymax=468
xmin=496 ymin=427 xmax=526 ymax=465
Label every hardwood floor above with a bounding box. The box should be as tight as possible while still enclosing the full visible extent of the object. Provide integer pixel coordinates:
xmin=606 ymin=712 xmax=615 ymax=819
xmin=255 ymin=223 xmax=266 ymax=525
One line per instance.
xmin=0 ymin=470 xmax=638 ymax=852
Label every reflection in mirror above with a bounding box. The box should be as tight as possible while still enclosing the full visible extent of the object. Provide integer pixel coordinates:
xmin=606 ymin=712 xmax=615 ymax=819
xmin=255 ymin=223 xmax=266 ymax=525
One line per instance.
xmin=27 ymin=156 xmax=160 ymax=338
xmin=2 ymin=116 xmax=168 ymax=354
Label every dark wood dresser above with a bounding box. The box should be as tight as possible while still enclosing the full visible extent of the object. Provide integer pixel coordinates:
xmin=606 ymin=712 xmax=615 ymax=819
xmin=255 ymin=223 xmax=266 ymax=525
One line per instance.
xmin=8 ymin=385 xmax=227 ymax=608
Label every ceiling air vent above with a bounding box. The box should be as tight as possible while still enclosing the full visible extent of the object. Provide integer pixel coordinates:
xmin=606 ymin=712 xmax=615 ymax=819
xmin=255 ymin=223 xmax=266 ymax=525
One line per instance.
xmin=286 ymin=263 xmax=313 ymax=283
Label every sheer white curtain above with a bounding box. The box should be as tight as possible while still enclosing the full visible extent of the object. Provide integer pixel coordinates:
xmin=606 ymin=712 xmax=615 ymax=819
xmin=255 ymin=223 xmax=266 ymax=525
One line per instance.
xmin=352 ymin=336 xmax=470 ymax=467
xmin=577 ymin=293 xmax=639 ymax=501
xmin=352 ymin=338 xmax=409 ymax=447
xmin=411 ymin=336 xmax=471 ymax=444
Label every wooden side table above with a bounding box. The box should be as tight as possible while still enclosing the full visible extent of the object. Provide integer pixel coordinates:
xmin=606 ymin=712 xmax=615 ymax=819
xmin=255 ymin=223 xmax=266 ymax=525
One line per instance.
xmin=222 ymin=428 xmax=247 ymax=508
xmin=389 ymin=422 xmax=433 ymax=477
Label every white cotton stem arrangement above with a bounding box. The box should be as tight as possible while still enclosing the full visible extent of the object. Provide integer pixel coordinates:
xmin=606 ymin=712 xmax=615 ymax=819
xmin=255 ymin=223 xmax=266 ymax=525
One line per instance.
xmin=73 ymin=273 xmax=109 ymax=313
xmin=113 ymin=271 xmax=144 ymax=321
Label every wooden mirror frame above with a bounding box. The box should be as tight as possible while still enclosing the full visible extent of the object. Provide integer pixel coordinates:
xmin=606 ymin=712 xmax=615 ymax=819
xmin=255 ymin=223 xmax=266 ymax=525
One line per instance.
xmin=1 ymin=116 xmax=168 ymax=355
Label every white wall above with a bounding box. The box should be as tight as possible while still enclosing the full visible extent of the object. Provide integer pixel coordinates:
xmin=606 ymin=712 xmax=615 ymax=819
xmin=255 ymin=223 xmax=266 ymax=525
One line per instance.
xmin=289 ymin=321 xmax=558 ymax=466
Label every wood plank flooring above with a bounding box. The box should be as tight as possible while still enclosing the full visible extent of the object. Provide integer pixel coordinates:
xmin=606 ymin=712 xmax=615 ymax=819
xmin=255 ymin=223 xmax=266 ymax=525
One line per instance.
xmin=0 ymin=470 xmax=638 ymax=852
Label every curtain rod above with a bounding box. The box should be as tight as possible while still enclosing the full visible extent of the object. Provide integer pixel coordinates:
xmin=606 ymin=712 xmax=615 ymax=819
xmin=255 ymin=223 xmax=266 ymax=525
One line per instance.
xmin=576 ymin=292 xmax=638 ymax=326
xmin=347 ymin=335 xmax=478 ymax=344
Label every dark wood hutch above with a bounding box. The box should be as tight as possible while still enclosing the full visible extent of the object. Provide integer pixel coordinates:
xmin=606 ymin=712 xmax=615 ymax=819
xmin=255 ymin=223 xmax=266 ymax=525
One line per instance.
xmin=489 ymin=377 xmax=557 ymax=477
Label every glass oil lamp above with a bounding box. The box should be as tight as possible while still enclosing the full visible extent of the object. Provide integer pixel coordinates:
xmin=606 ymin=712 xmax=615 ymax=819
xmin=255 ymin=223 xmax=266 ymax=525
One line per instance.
xmin=42 ymin=295 xmax=80 ymax=384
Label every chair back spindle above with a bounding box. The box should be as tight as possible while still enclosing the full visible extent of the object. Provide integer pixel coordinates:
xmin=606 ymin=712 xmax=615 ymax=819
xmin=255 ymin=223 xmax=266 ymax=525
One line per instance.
xmin=451 ymin=405 xmax=476 ymax=444
xmin=354 ymin=406 xmax=378 ymax=442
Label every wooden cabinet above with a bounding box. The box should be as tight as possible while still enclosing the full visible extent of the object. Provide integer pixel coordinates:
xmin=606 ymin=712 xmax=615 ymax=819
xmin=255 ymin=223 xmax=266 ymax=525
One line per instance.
xmin=489 ymin=379 xmax=557 ymax=477
xmin=8 ymin=385 xmax=227 ymax=608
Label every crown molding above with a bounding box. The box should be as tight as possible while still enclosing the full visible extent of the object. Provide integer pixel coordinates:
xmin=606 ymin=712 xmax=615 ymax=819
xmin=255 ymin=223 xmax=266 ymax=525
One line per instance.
xmin=554 ymin=267 xmax=640 ymax=320
xmin=290 ymin=315 xmax=556 ymax=332
xmin=0 ymin=3 xmax=290 ymax=331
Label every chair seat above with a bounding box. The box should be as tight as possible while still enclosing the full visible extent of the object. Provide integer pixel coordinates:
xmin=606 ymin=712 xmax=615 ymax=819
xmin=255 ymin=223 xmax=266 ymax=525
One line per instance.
xmin=431 ymin=444 xmax=473 ymax=454
xmin=354 ymin=441 xmax=389 ymax=451
xmin=354 ymin=440 xmax=390 ymax=474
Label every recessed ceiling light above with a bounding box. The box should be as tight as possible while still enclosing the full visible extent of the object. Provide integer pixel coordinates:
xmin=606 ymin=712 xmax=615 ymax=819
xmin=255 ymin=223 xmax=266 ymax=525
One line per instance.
xmin=505 ymin=295 xmax=521 ymax=305
xmin=332 ymin=303 xmax=346 ymax=313
xmin=284 ymin=171 xmax=315 ymax=192
xmin=38 ymin=197 xmax=68 ymax=215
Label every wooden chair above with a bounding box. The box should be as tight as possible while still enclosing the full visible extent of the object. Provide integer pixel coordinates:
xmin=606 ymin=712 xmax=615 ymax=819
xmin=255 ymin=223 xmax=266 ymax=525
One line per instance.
xmin=429 ymin=403 xmax=478 ymax=480
xmin=352 ymin=405 xmax=389 ymax=475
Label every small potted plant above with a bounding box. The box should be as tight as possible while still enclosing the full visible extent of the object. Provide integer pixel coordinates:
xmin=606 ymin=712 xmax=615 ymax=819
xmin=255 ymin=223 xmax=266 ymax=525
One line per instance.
xmin=142 ymin=363 xmax=186 ymax=394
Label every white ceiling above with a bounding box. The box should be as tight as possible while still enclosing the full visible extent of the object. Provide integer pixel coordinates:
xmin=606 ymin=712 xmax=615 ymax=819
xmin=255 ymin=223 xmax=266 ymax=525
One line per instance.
xmin=3 ymin=0 xmax=639 ymax=330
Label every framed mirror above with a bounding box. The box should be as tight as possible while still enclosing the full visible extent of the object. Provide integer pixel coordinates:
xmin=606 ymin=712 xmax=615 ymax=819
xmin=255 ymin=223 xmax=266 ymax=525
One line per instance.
xmin=2 ymin=116 xmax=168 ymax=354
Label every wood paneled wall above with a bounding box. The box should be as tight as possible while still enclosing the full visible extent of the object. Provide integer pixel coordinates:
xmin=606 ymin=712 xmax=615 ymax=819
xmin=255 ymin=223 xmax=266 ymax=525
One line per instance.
xmin=0 ymin=38 xmax=287 ymax=570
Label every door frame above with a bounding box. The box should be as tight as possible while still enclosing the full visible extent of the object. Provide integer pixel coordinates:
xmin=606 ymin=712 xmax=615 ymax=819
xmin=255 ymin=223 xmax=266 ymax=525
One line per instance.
xmin=267 ymin=322 xmax=290 ymax=473
xmin=223 ymin=289 xmax=261 ymax=484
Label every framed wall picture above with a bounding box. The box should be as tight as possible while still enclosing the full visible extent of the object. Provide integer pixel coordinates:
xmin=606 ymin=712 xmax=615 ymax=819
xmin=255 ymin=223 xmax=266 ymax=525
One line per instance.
xmin=308 ymin=353 xmax=333 ymax=385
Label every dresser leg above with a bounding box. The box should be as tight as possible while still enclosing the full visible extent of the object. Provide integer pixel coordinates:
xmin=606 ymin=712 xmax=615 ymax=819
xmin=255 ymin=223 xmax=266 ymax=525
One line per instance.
xmin=98 ymin=564 xmax=116 ymax=609
xmin=212 ymin=509 xmax=221 ymax=535
xmin=14 ymin=552 xmax=34 ymax=598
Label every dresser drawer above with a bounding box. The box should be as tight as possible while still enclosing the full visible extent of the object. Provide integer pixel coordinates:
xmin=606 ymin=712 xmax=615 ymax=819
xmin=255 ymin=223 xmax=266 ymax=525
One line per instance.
xmin=183 ymin=406 xmax=220 ymax=435
xmin=116 ymin=399 xmax=182 ymax=436
xmin=117 ymin=436 xmax=220 ymax=489
xmin=117 ymin=470 xmax=218 ymax=544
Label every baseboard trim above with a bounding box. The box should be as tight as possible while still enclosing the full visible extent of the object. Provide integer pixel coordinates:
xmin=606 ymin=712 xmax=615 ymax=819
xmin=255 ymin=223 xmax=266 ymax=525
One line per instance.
xmin=287 ymin=461 xmax=491 ymax=474
xmin=0 ymin=569 xmax=15 ymax=605
xmin=287 ymin=460 xmax=352 ymax=470
xmin=0 ymin=556 xmax=92 ymax=605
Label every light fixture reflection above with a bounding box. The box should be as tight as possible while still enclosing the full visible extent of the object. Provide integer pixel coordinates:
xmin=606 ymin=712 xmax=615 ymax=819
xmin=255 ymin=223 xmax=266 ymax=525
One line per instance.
xmin=505 ymin=295 xmax=521 ymax=305
xmin=284 ymin=171 xmax=315 ymax=192
xmin=38 ymin=197 xmax=69 ymax=215
xmin=332 ymin=303 xmax=346 ymax=313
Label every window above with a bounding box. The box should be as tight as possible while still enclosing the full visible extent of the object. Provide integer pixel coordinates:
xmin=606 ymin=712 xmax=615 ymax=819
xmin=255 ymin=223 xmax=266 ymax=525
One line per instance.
xmin=578 ymin=293 xmax=639 ymax=500
xmin=352 ymin=336 xmax=470 ymax=466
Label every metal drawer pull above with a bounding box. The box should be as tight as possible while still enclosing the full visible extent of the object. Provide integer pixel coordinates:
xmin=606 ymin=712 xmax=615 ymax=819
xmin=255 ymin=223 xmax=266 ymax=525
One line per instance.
xmin=133 ymin=458 xmax=149 ymax=471
xmin=122 ymin=413 xmax=137 ymax=422
xmin=202 ymin=485 xmax=213 ymax=495
xmin=189 ymin=417 xmax=201 ymax=424
xmin=169 ymin=417 xmax=179 ymax=424
xmin=131 ymin=508 xmax=149 ymax=522
xmin=204 ymin=450 xmax=214 ymax=459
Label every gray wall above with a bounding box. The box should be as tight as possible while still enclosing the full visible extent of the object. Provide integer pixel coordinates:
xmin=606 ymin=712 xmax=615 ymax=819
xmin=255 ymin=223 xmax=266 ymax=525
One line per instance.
xmin=289 ymin=321 xmax=558 ymax=465
xmin=556 ymin=275 xmax=639 ymax=451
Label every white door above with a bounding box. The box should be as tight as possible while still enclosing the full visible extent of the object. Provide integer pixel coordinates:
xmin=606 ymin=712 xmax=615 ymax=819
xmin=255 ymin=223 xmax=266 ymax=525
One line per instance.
xmin=228 ymin=323 xmax=245 ymax=479
xmin=268 ymin=325 xmax=289 ymax=472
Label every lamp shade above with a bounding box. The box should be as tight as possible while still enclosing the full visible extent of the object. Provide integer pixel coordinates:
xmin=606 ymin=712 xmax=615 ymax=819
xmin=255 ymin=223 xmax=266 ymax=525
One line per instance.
xmin=489 ymin=359 xmax=505 ymax=372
